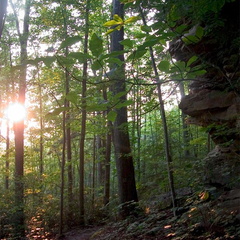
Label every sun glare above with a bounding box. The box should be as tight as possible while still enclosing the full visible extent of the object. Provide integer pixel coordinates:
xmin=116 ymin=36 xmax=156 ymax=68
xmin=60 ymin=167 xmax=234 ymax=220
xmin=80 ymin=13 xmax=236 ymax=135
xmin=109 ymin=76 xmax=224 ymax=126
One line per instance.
xmin=5 ymin=103 xmax=27 ymax=122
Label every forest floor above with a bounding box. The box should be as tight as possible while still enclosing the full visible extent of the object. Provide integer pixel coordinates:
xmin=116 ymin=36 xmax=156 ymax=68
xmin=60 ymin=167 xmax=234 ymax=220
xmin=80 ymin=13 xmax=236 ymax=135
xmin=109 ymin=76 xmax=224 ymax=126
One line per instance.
xmin=27 ymin=189 xmax=240 ymax=240
xmin=57 ymin=189 xmax=240 ymax=240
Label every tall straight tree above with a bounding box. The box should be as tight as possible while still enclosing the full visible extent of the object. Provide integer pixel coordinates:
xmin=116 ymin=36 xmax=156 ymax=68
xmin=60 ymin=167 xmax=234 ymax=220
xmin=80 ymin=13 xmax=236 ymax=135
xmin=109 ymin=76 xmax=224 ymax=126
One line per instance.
xmin=10 ymin=0 xmax=30 ymax=237
xmin=79 ymin=0 xmax=90 ymax=225
xmin=110 ymin=0 xmax=138 ymax=218
xmin=0 ymin=0 xmax=7 ymax=39
xmin=140 ymin=6 xmax=176 ymax=215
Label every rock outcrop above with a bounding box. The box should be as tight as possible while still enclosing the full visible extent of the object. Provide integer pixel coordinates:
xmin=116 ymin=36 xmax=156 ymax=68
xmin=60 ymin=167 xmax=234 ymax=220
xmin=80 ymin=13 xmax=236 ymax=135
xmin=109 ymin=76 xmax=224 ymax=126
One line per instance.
xmin=171 ymin=1 xmax=240 ymax=189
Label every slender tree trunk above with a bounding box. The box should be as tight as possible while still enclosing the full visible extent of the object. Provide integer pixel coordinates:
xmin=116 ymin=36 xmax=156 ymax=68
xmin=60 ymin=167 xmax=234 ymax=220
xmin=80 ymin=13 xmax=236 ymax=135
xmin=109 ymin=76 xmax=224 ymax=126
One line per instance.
xmin=10 ymin=0 xmax=30 ymax=236
xmin=0 ymin=0 xmax=7 ymax=39
xmin=39 ymin=79 xmax=44 ymax=176
xmin=5 ymin=120 xmax=10 ymax=190
xmin=62 ymin=5 xmax=73 ymax=227
xmin=92 ymin=135 xmax=96 ymax=208
xmin=179 ymin=82 xmax=191 ymax=158
xmin=79 ymin=0 xmax=90 ymax=225
xmin=103 ymin=87 xmax=112 ymax=207
xmin=110 ymin=0 xmax=138 ymax=218
xmin=136 ymin=84 xmax=141 ymax=182
xmin=59 ymin=107 xmax=66 ymax=236
xmin=140 ymin=6 xmax=176 ymax=215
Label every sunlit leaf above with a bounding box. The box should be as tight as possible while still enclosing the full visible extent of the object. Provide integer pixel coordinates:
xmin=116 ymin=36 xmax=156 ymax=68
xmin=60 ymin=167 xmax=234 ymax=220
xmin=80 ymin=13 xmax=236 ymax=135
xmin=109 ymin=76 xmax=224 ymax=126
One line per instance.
xmin=104 ymin=20 xmax=121 ymax=27
xmin=113 ymin=14 xmax=123 ymax=23
xmin=124 ymin=16 xmax=140 ymax=24
xmin=105 ymin=29 xmax=116 ymax=35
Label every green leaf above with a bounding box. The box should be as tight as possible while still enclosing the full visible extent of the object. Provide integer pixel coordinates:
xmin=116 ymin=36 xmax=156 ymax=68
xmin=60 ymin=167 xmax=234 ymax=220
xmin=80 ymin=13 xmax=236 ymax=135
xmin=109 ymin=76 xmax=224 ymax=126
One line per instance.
xmin=57 ymin=56 xmax=75 ymax=65
xmin=105 ymin=57 xmax=123 ymax=66
xmin=104 ymin=20 xmax=121 ymax=27
xmin=91 ymin=60 xmax=102 ymax=70
xmin=141 ymin=25 xmax=152 ymax=32
xmin=69 ymin=52 xmax=91 ymax=63
xmin=175 ymin=61 xmax=186 ymax=71
xmin=113 ymin=14 xmax=123 ymax=23
xmin=182 ymin=35 xmax=199 ymax=45
xmin=112 ymin=91 xmax=127 ymax=102
xmin=47 ymin=107 xmax=71 ymax=117
xmin=120 ymin=39 xmax=134 ymax=48
xmin=187 ymin=56 xmax=198 ymax=67
xmin=102 ymin=50 xmax=128 ymax=59
xmin=86 ymin=102 xmax=108 ymax=112
xmin=89 ymin=33 xmax=103 ymax=57
xmin=158 ymin=60 xmax=170 ymax=72
xmin=105 ymin=29 xmax=116 ymax=35
xmin=124 ymin=16 xmax=140 ymax=24
xmin=175 ymin=24 xmax=188 ymax=34
xmin=116 ymin=99 xmax=134 ymax=109
xmin=139 ymin=38 xmax=160 ymax=49
xmin=195 ymin=26 xmax=204 ymax=39
xmin=59 ymin=36 xmax=82 ymax=50
xmin=65 ymin=92 xmax=78 ymax=105
xmin=127 ymin=49 xmax=147 ymax=60
xmin=43 ymin=56 xmax=56 ymax=67
xmin=192 ymin=69 xmax=207 ymax=76
xmin=107 ymin=111 xmax=117 ymax=122
xmin=168 ymin=4 xmax=181 ymax=22
xmin=134 ymin=33 xmax=147 ymax=38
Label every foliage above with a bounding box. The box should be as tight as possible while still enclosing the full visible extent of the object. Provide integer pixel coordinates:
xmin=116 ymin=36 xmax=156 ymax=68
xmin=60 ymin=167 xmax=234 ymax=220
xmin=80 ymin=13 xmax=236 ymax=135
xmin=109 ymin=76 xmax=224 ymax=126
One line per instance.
xmin=0 ymin=0 xmax=238 ymax=238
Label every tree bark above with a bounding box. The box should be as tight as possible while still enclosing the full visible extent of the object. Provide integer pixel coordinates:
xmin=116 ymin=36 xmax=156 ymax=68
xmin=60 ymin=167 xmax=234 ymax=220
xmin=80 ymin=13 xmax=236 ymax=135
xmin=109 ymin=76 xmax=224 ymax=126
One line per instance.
xmin=0 ymin=0 xmax=7 ymax=39
xmin=79 ymin=0 xmax=90 ymax=225
xmin=110 ymin=0 xmax=138 ymax=218
xmin=103 ymin=87 xmax=112 ymax=207
xmin=10 ymin=0 xmax=30 ymax=236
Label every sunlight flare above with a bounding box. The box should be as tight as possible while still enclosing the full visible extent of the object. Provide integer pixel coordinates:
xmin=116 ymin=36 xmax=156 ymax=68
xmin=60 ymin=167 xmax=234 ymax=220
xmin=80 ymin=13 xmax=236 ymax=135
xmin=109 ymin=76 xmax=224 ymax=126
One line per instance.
xmin=5 ymin=103 xmax=27 ymax=122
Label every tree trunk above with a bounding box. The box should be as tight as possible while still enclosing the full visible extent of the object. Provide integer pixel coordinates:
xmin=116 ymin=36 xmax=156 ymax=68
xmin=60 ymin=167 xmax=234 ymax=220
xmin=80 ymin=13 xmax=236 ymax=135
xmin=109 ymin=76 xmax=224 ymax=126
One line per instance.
xmin=10 ymin=0 xmax=30 ymax=236
xmin=140 ymin=6 xmax=176 ymax=216
xmin=79 ymin=0 xmax=90 ymax=225
xmin=62 ymin=5 xmax=73 ymax=228
xmin=59 ymin=105 xmax=66 ymax=236
xmin=110 ymin=0 xmax=138 ymax=218
xmin=179 ymin=82 xmax=191 ymax=158
xmin=103 ymin=87 xmax=112 ymax=207
xmin=0 ymin=0 xmax=7 ymax=39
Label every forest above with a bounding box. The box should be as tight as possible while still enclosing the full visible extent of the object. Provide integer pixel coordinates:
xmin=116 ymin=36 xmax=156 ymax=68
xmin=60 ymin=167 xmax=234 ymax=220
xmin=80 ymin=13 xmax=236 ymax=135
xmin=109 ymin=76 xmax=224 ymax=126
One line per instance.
xmin=0 ymin=0 xmax=239 ymax=239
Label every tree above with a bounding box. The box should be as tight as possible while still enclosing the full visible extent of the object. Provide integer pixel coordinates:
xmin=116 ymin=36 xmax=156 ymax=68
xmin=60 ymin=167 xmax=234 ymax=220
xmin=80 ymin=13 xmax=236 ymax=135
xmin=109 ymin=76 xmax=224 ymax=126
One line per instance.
xmin=0 ymin=0 xmax=7 ymax=39
xmin=79 ymin=0 xmax=90 ymax=225
xmin=110 ymin=0 xmax=138 ymax=218
xmin=10 ymin=0 xmax=31 ymax=237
